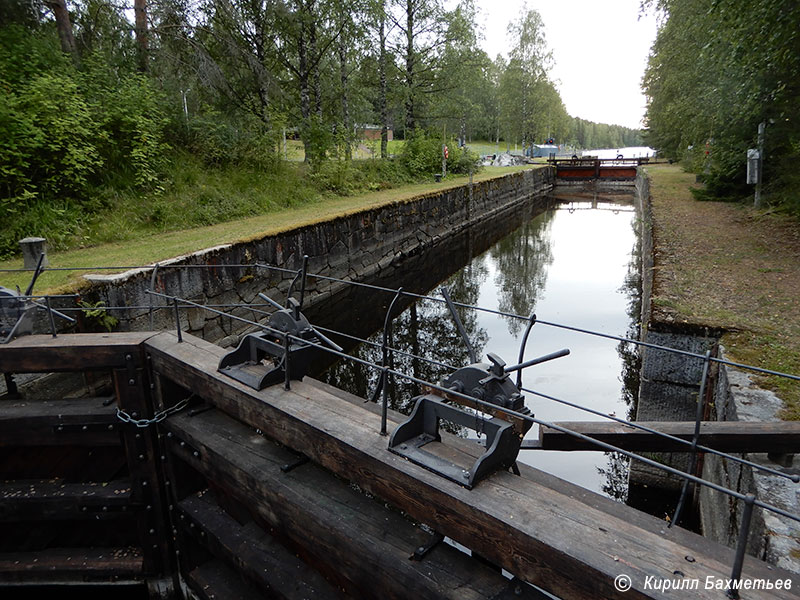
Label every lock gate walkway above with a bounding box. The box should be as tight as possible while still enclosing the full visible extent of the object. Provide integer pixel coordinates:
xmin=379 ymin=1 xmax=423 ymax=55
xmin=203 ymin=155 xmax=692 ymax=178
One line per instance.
xmin=1 ymin=331 xmax=798 ymax=599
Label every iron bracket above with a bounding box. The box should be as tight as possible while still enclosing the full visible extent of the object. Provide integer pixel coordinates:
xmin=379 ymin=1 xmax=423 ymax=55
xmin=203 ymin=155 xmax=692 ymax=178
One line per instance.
xmin=389 ymin=393 xmax=530 ymax=489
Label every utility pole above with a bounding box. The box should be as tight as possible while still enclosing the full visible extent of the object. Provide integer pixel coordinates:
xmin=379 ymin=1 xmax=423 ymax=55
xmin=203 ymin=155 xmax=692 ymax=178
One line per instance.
xmin=754 ymin=121 xmax=765 ymax=208
xmin=442 ymin=123 xmax=447 ymax=178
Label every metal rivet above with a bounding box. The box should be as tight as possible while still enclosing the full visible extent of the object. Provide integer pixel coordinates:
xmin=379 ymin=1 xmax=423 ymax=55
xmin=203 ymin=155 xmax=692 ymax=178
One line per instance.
xmin=128 ymin=379 xmax=135 ymax=386
xmin=685 ymin=556 xmax=695 ymax=563
xmin=125 ymin=354 xmax=132 ymax=361
xmin=193 ymin=451 xmax=199 ymax=458
xmin=166 ymin=432 xmax=173 ymax=438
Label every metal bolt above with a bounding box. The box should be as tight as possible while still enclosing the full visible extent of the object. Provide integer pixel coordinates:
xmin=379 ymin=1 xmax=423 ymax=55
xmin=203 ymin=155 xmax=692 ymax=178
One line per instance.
xmin=193 ymin=451 xmax=199 ymax=458
xmin=180 ymin=441 xmax=185 ymax=448
xmin=135 ymin=433 xmax=141 ymax=439
xmin=160 ymin=455 xmax=166 ymax=462
xmin=131 ymin=412 xmax=138 ymax=418
xmin=107 ymin=424 xmax=114 ymax=430
xmin=126 ymin=354 xmax=132 ymax=361
xmin=166 ymin=432 xmax=173 ymax=438
xmin=138 ymin=454 xmax=145 ymax=461
xmin=400 ymin=444 xmax=407 ymax=450
xmin=149 ymin=529 xmax=156 ymax=535
xmin=82 ymin=425 xmax=87 ymax=431
xmin=102 ymin=506 xmax=108 ymax=512
xmin=128 ymin=379 xmax=135 ymax=386
xmin=462 ymin=470 xmax=470 ymax=479
xmin=685 ymin=555 xmax=695 ymax=563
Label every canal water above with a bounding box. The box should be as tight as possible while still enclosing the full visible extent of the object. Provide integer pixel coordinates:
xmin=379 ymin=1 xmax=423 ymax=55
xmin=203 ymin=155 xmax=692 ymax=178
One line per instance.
xmin=321 ymin=185 xmax=641 ymax=500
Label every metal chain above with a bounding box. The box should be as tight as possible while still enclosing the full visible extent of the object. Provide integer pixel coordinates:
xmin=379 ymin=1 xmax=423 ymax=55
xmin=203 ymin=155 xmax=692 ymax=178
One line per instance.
xmin=116 ymin=397 xmax=191 ymax=428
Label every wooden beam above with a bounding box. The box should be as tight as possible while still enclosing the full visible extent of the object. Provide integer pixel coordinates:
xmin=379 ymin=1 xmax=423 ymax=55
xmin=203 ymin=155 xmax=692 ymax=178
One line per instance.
xmin=0 ymin=479 xmax=134 ymax=521
xmin=146 ymin=332 xmax=800 ymax=600
xmin=178 ymin=491 xmax=342 ymax=600
xmin=0 ymin=397 xmax=119 ymax=447
xmin=186 ymin=560 xmax=261 ymax=600
xmin=0 ymin=547 xmax=144 ymax=583
xmin=536 ymin=420 xmax=800 ymax=453
xmin=0 ymin=332 xmax=156 ymax=373
xmin=164 ymin=408 xmax=542 ymax=600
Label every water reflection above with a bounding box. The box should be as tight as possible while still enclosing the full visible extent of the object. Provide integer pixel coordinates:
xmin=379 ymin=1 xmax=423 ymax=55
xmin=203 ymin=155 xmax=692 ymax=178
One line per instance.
xmin=491 ymin=213 xmax=555 ymax=335
xmin=321 ymin=187 xmax=641 ymax=498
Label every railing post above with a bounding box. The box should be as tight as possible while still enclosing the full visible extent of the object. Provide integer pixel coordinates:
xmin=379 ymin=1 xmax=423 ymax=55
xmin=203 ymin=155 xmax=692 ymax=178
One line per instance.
xmin=727 ymin=494 xmax=756 ymax=599
xmin=172 ymin=297 xmax=182 ymax=343
xmin=671 ymin=349 xmax=712 ymax=527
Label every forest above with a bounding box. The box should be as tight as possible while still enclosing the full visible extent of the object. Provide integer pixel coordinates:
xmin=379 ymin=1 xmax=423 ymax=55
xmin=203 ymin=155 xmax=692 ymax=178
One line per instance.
xmin=643 ymin=0 xmax=800 ymax=211
xmin=0 ymin=0 xmax=641 ymax=258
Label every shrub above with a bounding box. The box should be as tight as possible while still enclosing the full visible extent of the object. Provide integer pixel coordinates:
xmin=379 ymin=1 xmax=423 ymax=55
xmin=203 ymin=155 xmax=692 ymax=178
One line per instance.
xmin=399 ymin=129 xmax=481 ymax=177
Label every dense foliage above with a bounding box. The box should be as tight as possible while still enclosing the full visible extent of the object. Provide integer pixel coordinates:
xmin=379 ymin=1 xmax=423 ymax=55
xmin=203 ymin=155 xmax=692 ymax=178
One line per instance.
xmin=642 ymin=0 xmax=800 ymax=211
xmin=1 ymin=0 xmax=641 ymax=258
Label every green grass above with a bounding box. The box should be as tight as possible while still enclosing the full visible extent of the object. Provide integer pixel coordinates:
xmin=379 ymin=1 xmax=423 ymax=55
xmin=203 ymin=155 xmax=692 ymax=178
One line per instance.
xmin=646 ymin=164 xmax=800 ymax=418
xmin=0 ymin=163 xmax=537 ymax=294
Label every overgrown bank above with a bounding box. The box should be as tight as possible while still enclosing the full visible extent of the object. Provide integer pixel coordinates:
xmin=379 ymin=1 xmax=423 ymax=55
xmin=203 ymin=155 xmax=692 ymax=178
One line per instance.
xmin=645 ymin=164 xmax=800 ymax=417
xmin=0 ymin=166 xmax=536 ymax=294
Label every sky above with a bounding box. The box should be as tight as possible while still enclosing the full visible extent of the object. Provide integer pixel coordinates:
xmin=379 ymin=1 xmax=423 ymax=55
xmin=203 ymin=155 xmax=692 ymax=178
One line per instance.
xmin=472 ymin=0 xmax=660 ymax=129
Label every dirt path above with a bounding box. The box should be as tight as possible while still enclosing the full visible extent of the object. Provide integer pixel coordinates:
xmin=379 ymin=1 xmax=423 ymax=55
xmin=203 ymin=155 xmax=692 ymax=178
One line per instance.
xmin=647 ymin=164 xmax=800 ymax=417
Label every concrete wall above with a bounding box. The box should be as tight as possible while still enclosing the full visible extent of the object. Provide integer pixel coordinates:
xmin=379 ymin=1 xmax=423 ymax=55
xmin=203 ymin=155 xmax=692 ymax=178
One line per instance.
xmin=633 ymin=168 xmax=800 ymax=572
xmin=700 ymin=359 xmax=800 ymax=574
xmin=77 ymin=168 xmax=555 ymax=347
xmin=631 ymin=168 xmax=717 ymax=489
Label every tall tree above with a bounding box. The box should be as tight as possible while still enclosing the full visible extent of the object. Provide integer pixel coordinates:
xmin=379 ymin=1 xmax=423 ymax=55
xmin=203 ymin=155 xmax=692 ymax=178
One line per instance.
xmin=134 ymin=0 xmax=148 ymax=71
xmin=45 ymin=0 xmax=79 ymax=66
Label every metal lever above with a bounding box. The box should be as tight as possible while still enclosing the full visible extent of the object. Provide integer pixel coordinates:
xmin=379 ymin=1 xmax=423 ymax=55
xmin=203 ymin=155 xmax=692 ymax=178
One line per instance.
xmin=441 ymin=286 xmax=477 ymax=364
xmin=503 ymin=349 xmax=570 ymax=374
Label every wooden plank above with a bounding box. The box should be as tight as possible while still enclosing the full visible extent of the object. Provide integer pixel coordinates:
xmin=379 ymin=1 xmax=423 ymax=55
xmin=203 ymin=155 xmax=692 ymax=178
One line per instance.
xmin=0 ymin=479 xmax=134 ymax=521
xmin=0 ymin=332 xmax=156 ymax=373
xmin=164 ymin=409 xmax=543 ymax=600
xmin=146 ymin=332 xmax=800 ymax=600
xmin=0 ymin=397 xmax=119 ymax=447
xmin=0 ymin=547 xmax=143 ymax=583
xmin=537 ymin=420 xmax=800 ymax=453
xmin=179 ymin=491 xmax=343 ymax=600
xmin=186 ymin=559 xmax=261 ymax=600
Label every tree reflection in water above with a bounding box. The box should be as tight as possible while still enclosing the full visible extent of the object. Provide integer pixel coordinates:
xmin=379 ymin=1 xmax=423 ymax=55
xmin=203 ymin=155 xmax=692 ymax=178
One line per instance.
xmin=491 ymin=210 xmax=555 ymax=336
xmin=321 ymin=260 xmax=490 ymax=425
xmin=600 ymin=208 xmax=643 ymax=502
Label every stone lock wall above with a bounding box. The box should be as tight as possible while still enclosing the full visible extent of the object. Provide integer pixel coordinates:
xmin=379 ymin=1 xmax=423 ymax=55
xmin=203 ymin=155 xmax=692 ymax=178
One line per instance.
xmin=79 ymin=168 xmax=555 ymax=347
